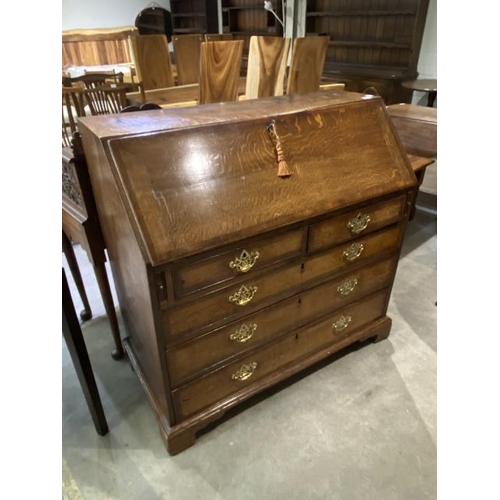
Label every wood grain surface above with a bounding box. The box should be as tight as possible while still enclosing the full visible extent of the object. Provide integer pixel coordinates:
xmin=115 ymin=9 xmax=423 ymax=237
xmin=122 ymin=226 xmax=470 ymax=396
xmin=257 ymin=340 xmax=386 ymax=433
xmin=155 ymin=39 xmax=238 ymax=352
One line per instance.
xmin=130 ymin=34 xmax=175 ymax=90
xmin=172 ymin=34 xmax=204 ymax=85
xmin=245 ymin=36 xmax=291 ymax=99
xmin=287 ymin=36 xmax=330 ymax=95
xmin=199 ymin=40 xmax=244 ymax=104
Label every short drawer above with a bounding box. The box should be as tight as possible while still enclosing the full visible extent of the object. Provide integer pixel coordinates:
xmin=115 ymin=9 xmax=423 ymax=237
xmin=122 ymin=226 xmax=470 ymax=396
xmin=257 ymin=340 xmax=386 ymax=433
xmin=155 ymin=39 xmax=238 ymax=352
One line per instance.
xmin=172 ymin=289 xmax=389 ymax=420
xmin=308 ymin=195 xmax=406 ymax=252
xmin=173 ymin=227 xmax=305 ymax=297
xmin=166 ymin=255 xmax=397 ymax=386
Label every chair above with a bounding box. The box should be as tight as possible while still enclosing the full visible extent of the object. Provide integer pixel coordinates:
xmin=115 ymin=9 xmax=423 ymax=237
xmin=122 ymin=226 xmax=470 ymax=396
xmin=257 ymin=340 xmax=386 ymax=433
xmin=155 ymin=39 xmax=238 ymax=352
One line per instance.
xmin=62 ymin=71 xmax=125 ymax=89
xmin=286 ymin=36 xmax=330 ymax=95
xmin=83 ymin=82 xmax=133 ymax=115
xmin=245 ymin=36 xmax=291 ymax=99
xmin=129 ymin=34 xmax=175 ymax=90
xmin=62 ymin=130 xmax=124 ymax=360
xmin=172 ymin=34 xmax=204 ymax=85
xmin=199 ymin=40 xmax=243 ymax=104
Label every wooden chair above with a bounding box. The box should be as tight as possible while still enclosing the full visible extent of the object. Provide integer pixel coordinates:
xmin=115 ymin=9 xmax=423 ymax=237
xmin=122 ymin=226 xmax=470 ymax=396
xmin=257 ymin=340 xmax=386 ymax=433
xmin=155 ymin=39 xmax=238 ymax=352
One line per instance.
xmin=172 ymin=34 xmax=204 ymax=85
xmin=62 ymin=130 xmax=124 ymax=360
xmin=199 ymin=40 xmax=243 ymax=105
xmin=62 ymin=71 xmax=125 ymax=89
xmin=83 ymin=82 xmax=134 ymax=115
xmin=129 ymin=34 xmax=175 ymax=90
xmin=286 ymin=36 xmax=330 ymax=95
xmin=245 ymin=36 xmax=291 ymax=99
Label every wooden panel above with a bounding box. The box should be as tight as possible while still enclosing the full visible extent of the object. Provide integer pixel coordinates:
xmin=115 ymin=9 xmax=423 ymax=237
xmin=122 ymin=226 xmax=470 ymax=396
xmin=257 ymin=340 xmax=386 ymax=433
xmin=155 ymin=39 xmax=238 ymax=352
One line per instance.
xmin=199 ymin=40 xmax=244 ymax=104
xmin=102 ymin=96 xmax=415 ymax=265
xmin=172 ymin=34 xmax=204 ymax=85
xmin=174 ymin=227 xmax=305 ymax=297
xmin=62 ymin=26 xmax=138 ymax=68
xmin=166 ymin=233 xmax=401 ymax=385
xmin=308 ymin=195 xmax=407 ymax=252
xmin=286 ymin=36 xmax=330 ymax=95
xmin=130 ymin=35 xmax=175 ymax=90
xmin=245 ymin=36 xmax=290 ymax=99
xmin=172 ymin=288 xmax=390 ymax=420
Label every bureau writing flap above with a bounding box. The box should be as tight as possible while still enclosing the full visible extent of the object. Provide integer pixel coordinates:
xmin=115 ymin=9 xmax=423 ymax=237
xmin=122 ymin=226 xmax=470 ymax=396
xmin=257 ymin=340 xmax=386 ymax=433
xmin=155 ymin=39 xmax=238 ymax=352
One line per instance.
xmin=93 ymin=92 xmax=416 ymax=265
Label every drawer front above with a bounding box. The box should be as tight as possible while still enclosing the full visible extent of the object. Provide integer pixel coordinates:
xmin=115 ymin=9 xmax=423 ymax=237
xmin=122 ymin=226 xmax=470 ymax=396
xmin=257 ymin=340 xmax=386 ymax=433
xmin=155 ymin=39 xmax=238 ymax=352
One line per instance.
xmin=308 ymin=195 xmax=406 ymax=252
xmin=172 ymin=289 xmax=389 ymax=420
xmin=166 ymin=255 xmax=397 ymax=385
xmin=174 ymin=228 xmax=305 ymax=298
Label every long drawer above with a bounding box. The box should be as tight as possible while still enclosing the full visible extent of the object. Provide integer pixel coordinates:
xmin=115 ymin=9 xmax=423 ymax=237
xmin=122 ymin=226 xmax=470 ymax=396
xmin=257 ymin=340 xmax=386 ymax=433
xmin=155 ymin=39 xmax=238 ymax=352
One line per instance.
xmin=172 ymin=289 xmax=389 ymax=420
xmin=162 ymin=226 xmax=402 ymax=340
xmin=166 ymin=254 xmax=397 ymax=385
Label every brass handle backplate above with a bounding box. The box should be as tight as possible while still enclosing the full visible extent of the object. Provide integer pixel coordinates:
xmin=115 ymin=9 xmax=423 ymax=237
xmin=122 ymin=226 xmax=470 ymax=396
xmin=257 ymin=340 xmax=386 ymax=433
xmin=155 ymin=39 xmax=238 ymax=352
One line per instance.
xmin=232 ymin=362 xmax=258 ymax=381
xmin=343 ymin=242 xmax=365 ymax=262
xmin=230 ymin=323 xmax=257 ymax=343
xmin=229 ymin=249 xmax=260 ymax=273
xmin=347 ymin=213 xmax=371 ymax=234
xmin=229 ymin=284 xmax=258 ymax=306
xmin=337 ymin=278 xmax=358 ymax=296
xmin=332 ymin=315 xmax=352 ymax=332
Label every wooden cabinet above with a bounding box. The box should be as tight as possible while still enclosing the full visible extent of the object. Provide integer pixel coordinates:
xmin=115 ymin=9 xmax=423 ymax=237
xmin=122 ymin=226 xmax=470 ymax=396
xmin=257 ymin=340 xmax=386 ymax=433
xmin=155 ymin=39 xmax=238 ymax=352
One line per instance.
xmin=78 ymin=90 xmax=416 ymax=455
xmin=305 ymin=0 xmax=430 ymax=104
xmin=170 ymin=0 xmax=219 ymax=35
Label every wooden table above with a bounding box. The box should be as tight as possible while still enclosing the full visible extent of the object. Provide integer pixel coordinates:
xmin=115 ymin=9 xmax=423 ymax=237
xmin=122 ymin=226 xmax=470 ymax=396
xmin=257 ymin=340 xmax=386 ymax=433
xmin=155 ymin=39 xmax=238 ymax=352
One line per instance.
xmin=401 ymin=79 xmax=437 ymax=107
xmin=127 ymin=78 xmax=345 ymax=108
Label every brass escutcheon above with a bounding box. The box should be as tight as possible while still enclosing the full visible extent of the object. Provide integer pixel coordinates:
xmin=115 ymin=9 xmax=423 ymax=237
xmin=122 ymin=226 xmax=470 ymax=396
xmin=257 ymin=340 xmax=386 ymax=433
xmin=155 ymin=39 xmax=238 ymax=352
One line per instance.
xmin=230 ymin=323 xmax=257 ymax=343
xmin=229 ymin=249 xmax=260 ymax=273
xmin=337 ymin=278 xmax=358 ymax=296
xmin=228 ymin=284 xmax=258 ymax=306
xmin=232 ymin=362 xmax=258 ymax=381
xmin=347 ymin=213 xmax=371 ymax=234
xmin=332 ymin=315 xmax=352 ymax=332
xmin=343 ymin=242 xmax=365 ymax=262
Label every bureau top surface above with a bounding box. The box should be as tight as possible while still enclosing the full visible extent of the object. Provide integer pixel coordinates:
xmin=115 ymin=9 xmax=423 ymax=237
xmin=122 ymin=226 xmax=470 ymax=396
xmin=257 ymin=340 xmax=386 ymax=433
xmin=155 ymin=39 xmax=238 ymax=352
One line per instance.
xmin=79 ymin=91 xmax=416 ymax=266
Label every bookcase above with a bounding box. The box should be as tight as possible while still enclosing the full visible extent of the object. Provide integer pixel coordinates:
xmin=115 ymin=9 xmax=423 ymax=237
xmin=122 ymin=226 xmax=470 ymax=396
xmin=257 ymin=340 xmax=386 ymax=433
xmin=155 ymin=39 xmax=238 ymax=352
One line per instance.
xmin=304 ymin=0 xmax=430 ymax=104
xmin=170 ymin=0 xmax=219 ymax=35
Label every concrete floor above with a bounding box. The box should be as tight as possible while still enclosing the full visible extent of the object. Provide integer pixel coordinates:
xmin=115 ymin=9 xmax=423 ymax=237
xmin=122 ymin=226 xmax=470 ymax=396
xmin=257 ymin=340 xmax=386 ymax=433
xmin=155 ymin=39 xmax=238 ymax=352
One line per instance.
xmin=62 ymin=208 xmax=437 ymax=500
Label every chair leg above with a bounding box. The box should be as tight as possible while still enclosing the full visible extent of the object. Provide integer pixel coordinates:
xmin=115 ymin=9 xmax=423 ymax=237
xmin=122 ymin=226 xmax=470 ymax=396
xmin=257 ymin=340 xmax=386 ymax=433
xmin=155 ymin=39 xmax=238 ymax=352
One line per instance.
xmin=93 ymin=263 xmax=124 ymax=360
xmin=62 ymin=268 xmax=109 ymax=436
xmin=62 ymin=231 xmax=92 ymax=321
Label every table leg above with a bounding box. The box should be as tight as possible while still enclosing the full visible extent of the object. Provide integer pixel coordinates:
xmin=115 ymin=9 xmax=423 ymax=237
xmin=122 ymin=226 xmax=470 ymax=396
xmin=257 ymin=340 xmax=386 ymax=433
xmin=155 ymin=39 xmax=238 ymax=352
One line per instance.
xmin=62 ymin=268 xmax=109 ymax=436
xmin=427 ymin=91 xmax=437 ymax=108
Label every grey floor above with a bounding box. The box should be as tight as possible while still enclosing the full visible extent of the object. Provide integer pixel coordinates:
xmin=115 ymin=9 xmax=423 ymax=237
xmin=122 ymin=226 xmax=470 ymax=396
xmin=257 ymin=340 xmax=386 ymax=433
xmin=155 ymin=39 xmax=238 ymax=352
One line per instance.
xmin=62 ymin=208 xmax=437 ymax=500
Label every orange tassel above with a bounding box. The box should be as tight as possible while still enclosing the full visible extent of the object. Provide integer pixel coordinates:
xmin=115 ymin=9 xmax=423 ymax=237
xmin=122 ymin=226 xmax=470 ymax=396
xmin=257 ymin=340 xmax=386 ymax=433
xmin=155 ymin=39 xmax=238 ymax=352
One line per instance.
xmin=267 ymin=120 xmax=292 ymax=178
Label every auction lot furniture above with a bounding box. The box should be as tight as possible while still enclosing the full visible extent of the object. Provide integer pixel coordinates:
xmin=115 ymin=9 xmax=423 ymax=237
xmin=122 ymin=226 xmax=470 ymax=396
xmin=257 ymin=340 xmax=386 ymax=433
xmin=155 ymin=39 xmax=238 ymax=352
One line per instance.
xmin=78 ymin=90 xmax=417 ymax=455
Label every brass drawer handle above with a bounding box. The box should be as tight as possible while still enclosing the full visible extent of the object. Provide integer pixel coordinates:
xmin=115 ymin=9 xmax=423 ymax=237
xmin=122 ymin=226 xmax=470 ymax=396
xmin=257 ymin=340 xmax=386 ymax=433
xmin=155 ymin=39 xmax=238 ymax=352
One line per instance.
xmin=347 ymin=213 xmax=371 ymax=234
xmin=343 ymin=242 xmax=364 ymax=262
xmin=337 ymin=278 xmax=358 ymax=296
xmin=229 ymin=284 xmax=258 ymax=306
xmin=232 ymin=362 xmax=258 ymax=381
xmin=332 ymin=315 xmax=352 ymax=332
xmin=229 ymin=249 xmax=260 ymax=273
xmin=230 ymin=323 xmax=257 ymax=343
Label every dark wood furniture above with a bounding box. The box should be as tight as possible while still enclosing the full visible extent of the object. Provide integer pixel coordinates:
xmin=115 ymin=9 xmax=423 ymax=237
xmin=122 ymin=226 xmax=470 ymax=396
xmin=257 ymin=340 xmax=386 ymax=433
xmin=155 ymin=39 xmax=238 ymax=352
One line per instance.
xmin=63 ymin=268 xmax=109 ymax=436
xmin=62 ymin=133 xmax=124 ymax=360
xmin=170 ymin=0 xmax=219 ymax=35
xmin=401 ymin=79 xmax=437 ymax=107
xmin=387 ymin=103 xmax=437 ymax=218
xmin=78 ymin=90 xmax=417 ymax=455
xmin=305 ymin=0 xmax=430 ymax=104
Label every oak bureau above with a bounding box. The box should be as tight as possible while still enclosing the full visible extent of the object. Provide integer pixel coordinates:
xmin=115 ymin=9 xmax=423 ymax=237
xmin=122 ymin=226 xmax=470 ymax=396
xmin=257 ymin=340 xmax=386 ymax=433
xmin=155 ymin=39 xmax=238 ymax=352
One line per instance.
xmin=78 ymin=90 xmax=417 ymax=454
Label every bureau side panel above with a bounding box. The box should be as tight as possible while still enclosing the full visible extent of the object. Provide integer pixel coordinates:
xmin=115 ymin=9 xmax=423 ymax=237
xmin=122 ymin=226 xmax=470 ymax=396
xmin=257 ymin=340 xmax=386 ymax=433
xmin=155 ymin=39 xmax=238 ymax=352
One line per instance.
xmin=79 ymin=126 xmax=172 ymax=421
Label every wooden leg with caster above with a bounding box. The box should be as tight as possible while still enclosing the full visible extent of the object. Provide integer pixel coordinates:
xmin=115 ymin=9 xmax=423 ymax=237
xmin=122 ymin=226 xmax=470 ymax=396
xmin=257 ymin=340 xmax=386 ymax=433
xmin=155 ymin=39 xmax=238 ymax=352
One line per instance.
xmin=93 ymin=263 xmax=124 ymax=360
xmin=62 ymin=231 xmax=92 ymax=321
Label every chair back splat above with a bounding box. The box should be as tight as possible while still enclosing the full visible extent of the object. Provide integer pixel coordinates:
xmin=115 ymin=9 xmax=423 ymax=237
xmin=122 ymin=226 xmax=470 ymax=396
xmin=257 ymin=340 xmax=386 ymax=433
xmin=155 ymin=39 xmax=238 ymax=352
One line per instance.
xmin=286 ymin=36 xmax=330 ymax=95
xmin=172 ymin=34 xmax=204 ymax=85
xmin=245 ymin=36 xmax=291 ymax=99
xmin=199 ymin=40 xmax=243 ymax=105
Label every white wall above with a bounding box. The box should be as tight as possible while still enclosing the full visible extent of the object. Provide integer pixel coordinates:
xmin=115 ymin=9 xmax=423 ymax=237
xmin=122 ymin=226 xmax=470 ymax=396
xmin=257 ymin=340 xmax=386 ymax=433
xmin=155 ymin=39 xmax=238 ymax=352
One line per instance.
xmin=62 ymin=0 xmax=171 ymax=30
